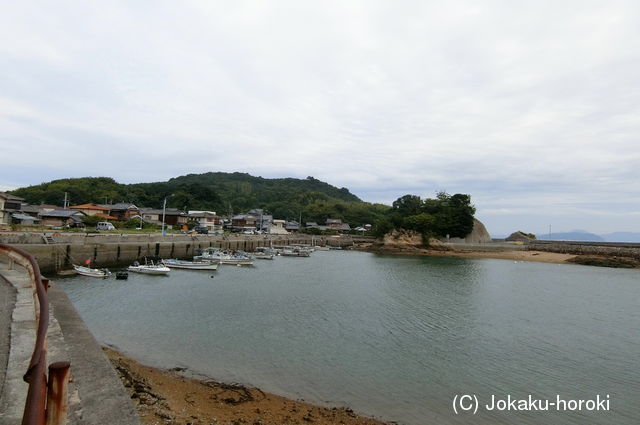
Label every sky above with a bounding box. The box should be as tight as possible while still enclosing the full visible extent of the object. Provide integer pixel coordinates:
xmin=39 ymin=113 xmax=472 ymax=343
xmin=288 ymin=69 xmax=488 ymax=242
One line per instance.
xmin=1 ymin=1 xmax=639 ymax=236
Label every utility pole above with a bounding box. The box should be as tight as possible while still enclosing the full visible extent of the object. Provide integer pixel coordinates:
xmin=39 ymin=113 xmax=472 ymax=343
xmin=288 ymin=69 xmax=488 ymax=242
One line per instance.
xmin=63 ymin=192 xmax=68 ymax=209
xmin=161 ymin=197 xmax=167 ymax=235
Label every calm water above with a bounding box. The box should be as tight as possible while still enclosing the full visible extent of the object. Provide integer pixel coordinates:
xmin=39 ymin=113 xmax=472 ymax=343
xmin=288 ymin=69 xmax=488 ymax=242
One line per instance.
xmin=58 ymin=251 xmax=640 ymax=424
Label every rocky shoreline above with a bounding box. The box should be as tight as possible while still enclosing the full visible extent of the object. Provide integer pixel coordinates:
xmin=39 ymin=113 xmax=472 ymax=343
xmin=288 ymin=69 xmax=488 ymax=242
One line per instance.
xmin=104 ymin=347 xmax=389 ymax=425
xmin=353 ymin=231 xmax=640 ymax=269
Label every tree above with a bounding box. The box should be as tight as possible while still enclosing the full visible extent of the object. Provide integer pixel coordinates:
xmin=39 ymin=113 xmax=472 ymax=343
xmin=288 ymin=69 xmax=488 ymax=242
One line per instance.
xmin=392 ymin=195 xmax=423 ymax=216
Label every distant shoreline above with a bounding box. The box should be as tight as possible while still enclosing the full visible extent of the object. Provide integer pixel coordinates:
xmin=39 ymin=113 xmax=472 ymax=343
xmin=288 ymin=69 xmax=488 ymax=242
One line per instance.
xmin=355 ymin=243 xmax=640 ymax=269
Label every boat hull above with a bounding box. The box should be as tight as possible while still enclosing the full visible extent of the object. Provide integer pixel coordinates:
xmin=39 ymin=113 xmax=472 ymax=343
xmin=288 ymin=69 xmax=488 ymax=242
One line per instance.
xmin=162 ymin=260 xmax=219 ymax=270
xmin=73 ymin=265 xmax=111 ymax=278
xmin=127 ymin=265 xmax=171 ymax=275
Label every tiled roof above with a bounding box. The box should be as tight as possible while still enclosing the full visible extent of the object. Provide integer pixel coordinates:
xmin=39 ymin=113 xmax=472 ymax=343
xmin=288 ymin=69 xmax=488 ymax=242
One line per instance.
xmin=39 ymin=209 xmax=86 ymax=218
xmin=0 ymin=192 xmax=24 ymax=201
xmin=70 ymin=203 xmax=109 ymax=211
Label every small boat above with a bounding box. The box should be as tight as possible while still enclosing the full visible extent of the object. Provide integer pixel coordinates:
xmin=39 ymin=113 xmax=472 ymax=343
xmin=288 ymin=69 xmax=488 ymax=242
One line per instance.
xmin=127 ymin=261 xmax=170 ymax=275
xmin=162 ymin=259 xmax=219 ymax=270
xmin=314 ymin=245 xmax=330 ymax=251
xmin=195 ymin=248 xmax=255 ymax=266
xmin=253 ymin=252 xmax=275 ymax=260
xmin=256 ymin=246 xmax=278 ymax=256
xmin=73 ymin=264 xmax=112 ymax=278
xmin=280 ymin=246 xmax=311 ymax=257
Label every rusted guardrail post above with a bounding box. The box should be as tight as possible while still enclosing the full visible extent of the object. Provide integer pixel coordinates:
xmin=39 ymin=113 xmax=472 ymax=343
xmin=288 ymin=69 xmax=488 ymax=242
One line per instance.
xmin=0 ymin=244 xmax=70 ymax=425
xmin=45 ymin=362 xmax=71 ymax=425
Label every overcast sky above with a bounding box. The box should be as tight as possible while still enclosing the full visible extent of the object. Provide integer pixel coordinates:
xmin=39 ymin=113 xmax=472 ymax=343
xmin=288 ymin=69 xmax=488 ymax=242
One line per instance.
xmin=1 ymin=1 xmax=639 ymax=235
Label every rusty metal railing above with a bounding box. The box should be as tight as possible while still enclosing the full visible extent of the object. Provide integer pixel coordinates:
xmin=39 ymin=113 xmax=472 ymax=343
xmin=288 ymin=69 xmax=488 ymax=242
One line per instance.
xmin=0 ymin=244 xmax=70 ymax=425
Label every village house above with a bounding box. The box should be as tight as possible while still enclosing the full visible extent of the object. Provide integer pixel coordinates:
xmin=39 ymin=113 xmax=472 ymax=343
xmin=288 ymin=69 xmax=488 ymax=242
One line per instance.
xmin=99 ymin=203 xmax=140 ymax=221
xmin=188 ymin=210 xmax=223 ymax=233
xmin=325 ymin=218 xmax=351 ymax=232
xmin=0 ymin=192 xmax=25 ymax=226
xmin=38 ymin=209 xmax=87 ymax=228
xmin=231 ymin=213 xmax=258 ymax=231
xmin=140 ymin=208 xmax=188 ymax=228
xmin=70 ymin=203 xmax=117 ymax=220
xmin=285 ymin=220 xmax=300 ymax=233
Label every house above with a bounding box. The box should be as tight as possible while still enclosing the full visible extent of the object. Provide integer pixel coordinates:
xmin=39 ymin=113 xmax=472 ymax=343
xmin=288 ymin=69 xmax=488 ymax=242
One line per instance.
xmin=285 ymin=221 xmax=300 ymax=233
xmin=231 ymin=213 xmax=258 ymax=231
xmin=140 ymin=208 xmax=188 ymax=228
xmin=21 ymin=204 xmax=60 ymax=217
xmin=269 ymin=219 xmax=289 ymax=235
xmin=247 ymin=209 xmax=273 ymax=232
xmin=99 ymin=203 xmax=140 ymax=221
xmin=188 ymin=211 xmax=223 ymax=233
xmin=70 ymin=203 xmax=117 ymax=220
xmin=38 ymin=210 xmax=87 ymax=228
xmin=11 ymin=213 xmax=40 ymax=226
xmin=325 ymin=218 xmax=351 ymax=232
xmin=0 ymin=192 xmax=24 ymax=226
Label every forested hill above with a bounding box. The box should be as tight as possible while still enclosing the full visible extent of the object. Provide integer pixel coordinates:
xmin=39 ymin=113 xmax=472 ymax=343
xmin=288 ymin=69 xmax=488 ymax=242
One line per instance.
xmin=10 ymin=173 xmax=386 ymax=224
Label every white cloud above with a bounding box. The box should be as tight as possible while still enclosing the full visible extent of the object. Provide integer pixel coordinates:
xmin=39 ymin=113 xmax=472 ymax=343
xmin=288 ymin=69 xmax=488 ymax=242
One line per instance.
xmin=1 ymin=0 xmax=639 ymax=234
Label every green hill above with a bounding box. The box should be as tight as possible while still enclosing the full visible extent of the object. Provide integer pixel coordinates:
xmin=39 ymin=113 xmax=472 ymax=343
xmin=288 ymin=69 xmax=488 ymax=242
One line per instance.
xmin=11 ymin=173 xmax=388 ymax=226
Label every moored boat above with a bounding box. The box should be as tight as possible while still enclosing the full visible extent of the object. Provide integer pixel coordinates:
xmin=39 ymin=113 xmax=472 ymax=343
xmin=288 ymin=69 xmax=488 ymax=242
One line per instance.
xmin=73 ymin=264 xmax=112 ymax=278
xmin=194 ymin=248 xmax=255 ymax=266
xmin=253 ymin=252 xmax=275 ymax=260
xmin=280 ymin=246 xmax=311 ymax=257
xmin=128 ymin=261 xmax=171 ymax=275
xmin=162 ymin=259 xmax=219 ymax=270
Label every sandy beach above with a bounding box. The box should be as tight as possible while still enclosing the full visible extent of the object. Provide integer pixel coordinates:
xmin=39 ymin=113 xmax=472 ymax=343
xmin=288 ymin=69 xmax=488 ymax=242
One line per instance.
xmin=105 ymin=347 xmax=388 ymax=425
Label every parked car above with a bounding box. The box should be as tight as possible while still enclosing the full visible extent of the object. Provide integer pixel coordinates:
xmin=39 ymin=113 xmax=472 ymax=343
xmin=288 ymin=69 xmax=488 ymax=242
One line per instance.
xmin=193 ymin=226 xmax=209 ymax=234
xmin=96 ymin=222 xmax=115 ymax=231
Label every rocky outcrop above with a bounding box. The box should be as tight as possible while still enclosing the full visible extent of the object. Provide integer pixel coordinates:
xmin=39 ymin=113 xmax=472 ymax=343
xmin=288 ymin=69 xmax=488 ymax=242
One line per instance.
xmin=506 ymin=231 xmax=535 ymax=242
xmin=446 ymin=218 xmax=492 ymax=244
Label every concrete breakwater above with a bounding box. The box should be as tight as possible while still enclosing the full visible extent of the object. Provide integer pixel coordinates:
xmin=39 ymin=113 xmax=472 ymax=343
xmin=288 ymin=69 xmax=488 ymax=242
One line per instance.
xmin=528 ymin=240 xmax=640 ymax=259
xmin=0 ymin=233 xmax=354 ymax=273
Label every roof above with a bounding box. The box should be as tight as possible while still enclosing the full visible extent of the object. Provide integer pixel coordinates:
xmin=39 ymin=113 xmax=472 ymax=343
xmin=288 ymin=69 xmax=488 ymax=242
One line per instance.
xmin=70 ymin=203 xmax=109 ymax=211
xmin=0 ymin=192 xmax=24 ymax=201
xmin=189 ymin=211 xmax=219 ymax=218
xmin=12 ymin=213 xmax=39 ymax=221
xmin=140 ymin=208 xmax=186 ymax=216
xmin=22 ymin=204 xmax=60 ymax=213
xmin=39 ymin=209 xmax=86 ymax=218
xmin=326 ymin=219 xmax=343 ymax=224
xmin=100 ymin=203 xmax=139 ymax=210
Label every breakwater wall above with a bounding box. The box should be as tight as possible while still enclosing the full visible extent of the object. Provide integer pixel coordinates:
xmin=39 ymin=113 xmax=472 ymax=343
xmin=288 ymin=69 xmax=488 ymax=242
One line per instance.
xmin=0 ymin=233 xmax=354 ymax=272
xmin=528 ymin=240 xmax=640 ymax=259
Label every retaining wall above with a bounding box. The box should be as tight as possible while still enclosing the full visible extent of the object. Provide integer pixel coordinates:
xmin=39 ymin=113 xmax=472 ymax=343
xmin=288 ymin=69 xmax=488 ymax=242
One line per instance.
xmin=1 ymin=234 xmax=354 ymax=272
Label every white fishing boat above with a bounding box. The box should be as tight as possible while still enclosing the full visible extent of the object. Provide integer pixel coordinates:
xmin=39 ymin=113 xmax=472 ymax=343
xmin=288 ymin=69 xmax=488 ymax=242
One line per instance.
xmin=162 ymin=259 xmax=219 ymax=270
xmin=280 ymin=246 xmax=311 ymax=257
xmin=253 ymin=252 xmax=275 ymax=260
xmin=73 ymin=264 xmax=112 ymax=278
xmin=127 ymin=261 xmax=171 ymax=275
xmin=314 ymin=245 xmax=330 ymax=251
xmin=194 ymin=248 xmax=255 ymax=266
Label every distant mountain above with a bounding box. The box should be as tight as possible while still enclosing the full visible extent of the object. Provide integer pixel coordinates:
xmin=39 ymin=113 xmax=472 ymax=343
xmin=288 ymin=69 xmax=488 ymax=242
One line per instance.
xmin=600 ymin=232 xmax=640 ymax=243
xmin=537 ymin=231 xmax=605 ymax=242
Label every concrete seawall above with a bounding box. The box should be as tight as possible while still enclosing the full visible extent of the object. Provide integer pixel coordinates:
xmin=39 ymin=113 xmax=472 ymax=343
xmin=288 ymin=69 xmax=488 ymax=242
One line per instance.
xmin=528 ymin=240 xmax=640 ymax=259
xmin=0 ymin=252 xmax=140 ymax=424
xmin=0 ymin=233 xmax=355 ymax=272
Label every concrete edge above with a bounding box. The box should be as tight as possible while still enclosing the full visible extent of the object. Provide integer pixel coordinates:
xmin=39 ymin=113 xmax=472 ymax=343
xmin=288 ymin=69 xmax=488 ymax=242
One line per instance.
xmin=47 ymin=282 xmax=141 ymax=425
